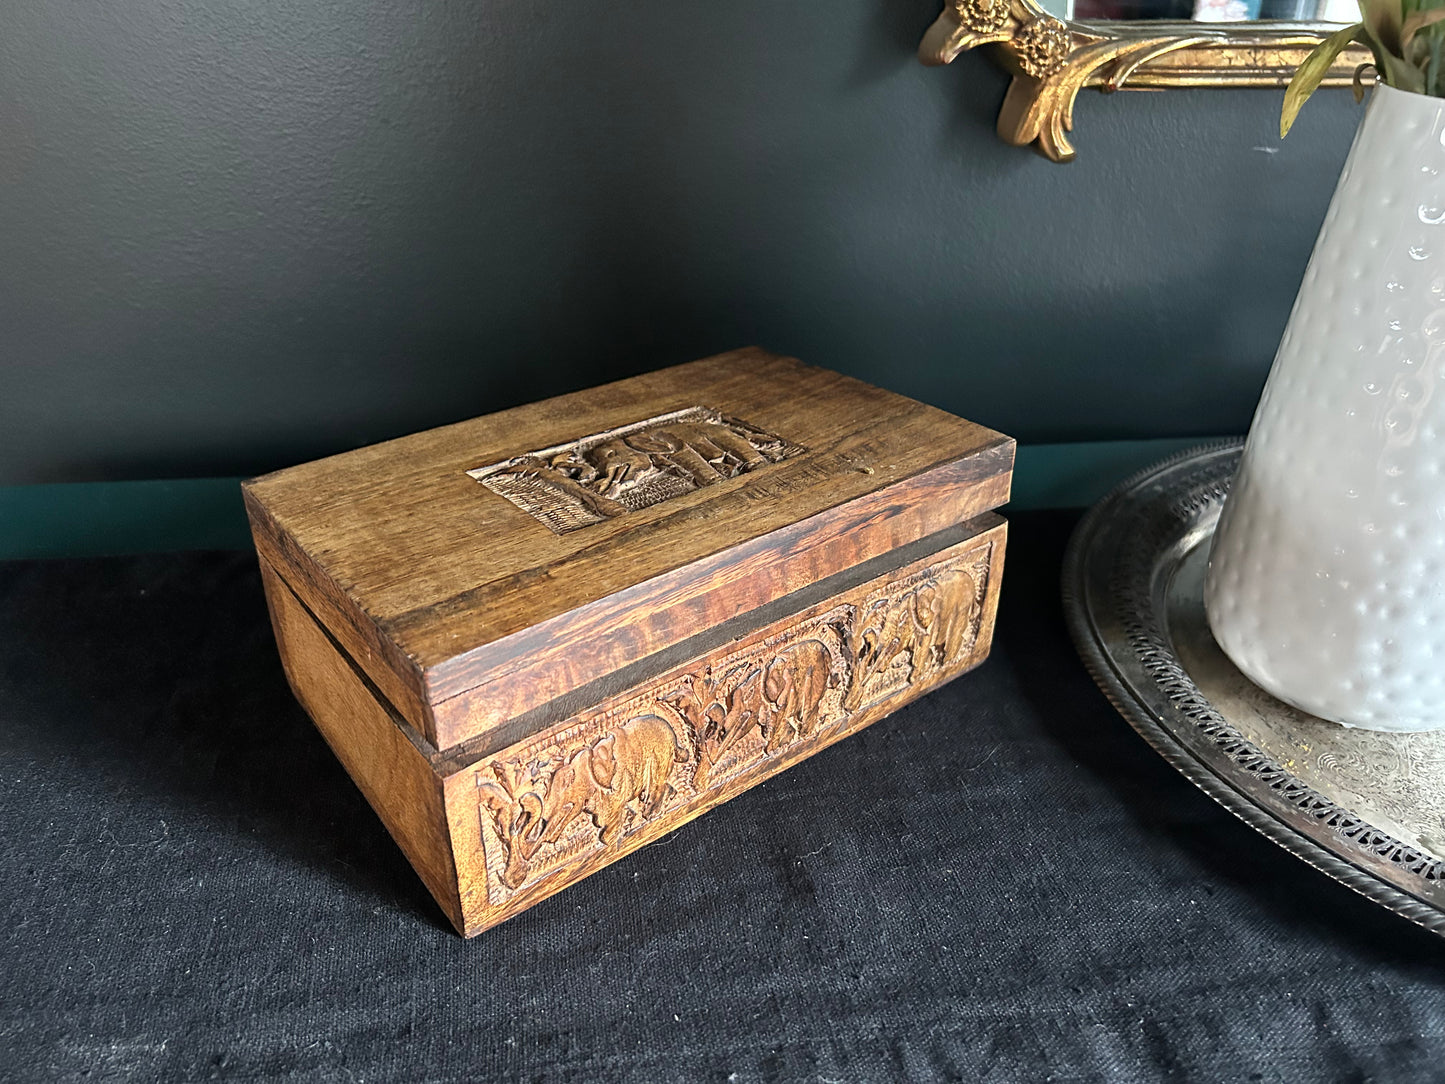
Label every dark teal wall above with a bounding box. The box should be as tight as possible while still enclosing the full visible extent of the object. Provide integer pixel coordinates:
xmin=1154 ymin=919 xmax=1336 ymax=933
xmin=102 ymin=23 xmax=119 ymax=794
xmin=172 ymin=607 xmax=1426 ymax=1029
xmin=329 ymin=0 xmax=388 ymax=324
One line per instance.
xmin=1 ymin=1 xmax=1359 ymax=484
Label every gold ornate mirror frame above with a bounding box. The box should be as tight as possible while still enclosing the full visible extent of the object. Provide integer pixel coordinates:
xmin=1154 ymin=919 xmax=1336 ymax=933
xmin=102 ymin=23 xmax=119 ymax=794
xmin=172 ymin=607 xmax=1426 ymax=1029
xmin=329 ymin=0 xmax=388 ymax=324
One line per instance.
xmin=919 ymin=0 xmax=1369 ymax=162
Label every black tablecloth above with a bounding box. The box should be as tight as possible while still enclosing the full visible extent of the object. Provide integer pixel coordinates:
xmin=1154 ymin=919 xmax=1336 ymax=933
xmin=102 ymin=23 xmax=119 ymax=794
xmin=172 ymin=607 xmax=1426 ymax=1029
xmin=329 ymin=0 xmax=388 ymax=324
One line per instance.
xmin=3 ymin=511 xmax=1443 ymax=1083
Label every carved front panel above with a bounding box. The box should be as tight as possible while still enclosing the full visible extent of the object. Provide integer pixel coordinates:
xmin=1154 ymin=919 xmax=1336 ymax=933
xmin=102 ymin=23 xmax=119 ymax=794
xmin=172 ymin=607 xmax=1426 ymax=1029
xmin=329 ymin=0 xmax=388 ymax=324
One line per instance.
xmin=467 ymin=406 xmax=805 ymax=534
xmin=472 ymin=536 xmax=995 ymax=906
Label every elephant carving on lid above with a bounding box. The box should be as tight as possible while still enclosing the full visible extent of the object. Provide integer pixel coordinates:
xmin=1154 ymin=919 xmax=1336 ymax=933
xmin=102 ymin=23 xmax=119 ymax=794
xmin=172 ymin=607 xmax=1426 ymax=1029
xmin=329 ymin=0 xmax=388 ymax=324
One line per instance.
xmin=579 ymin=437 xmax=657 ymax=497
xmin=625 ymin=420 xmax=770 ymax=485
xmin=471 ymin=406 xmax=802 ymax=532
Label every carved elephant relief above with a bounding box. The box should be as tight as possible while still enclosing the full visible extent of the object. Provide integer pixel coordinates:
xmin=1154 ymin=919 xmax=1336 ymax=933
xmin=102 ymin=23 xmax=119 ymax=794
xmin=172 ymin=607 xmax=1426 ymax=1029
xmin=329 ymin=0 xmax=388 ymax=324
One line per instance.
xmin=579 ymin=438 xmax=656 ymax=497
xmin=625 ymin=420 xmax=768 ymax=485
xmin=479 ymin=713 xmax=686 ymax=890
xmin=584 ymin=713 xmax=684 ymax=845
xmin=759 ymin=638 xmax=837 ymax=753
xmin=843 ymin=570 xmax=978 ymax=711
xmin=909 ymin=570 xmax=979 ymax=671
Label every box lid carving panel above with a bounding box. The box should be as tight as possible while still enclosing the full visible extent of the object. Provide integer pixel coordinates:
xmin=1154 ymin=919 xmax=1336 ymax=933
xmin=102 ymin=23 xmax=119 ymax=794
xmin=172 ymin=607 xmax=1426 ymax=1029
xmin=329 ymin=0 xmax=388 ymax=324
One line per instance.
xmin=467 ymin=406 xmax=805 ymax=534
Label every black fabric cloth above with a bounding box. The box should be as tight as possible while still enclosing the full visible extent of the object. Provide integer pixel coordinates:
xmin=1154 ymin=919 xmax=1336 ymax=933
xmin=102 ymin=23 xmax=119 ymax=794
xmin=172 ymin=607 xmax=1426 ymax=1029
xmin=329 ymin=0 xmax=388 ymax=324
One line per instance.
xmin=3 ymin=510 xmax=1444 ymax=1083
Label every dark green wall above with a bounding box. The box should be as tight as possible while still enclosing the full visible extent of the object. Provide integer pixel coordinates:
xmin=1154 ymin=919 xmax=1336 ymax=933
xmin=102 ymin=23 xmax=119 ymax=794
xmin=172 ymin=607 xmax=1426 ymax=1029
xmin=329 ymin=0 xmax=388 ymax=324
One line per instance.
xmin=1 ymin=1 xmax=1359 ymax=484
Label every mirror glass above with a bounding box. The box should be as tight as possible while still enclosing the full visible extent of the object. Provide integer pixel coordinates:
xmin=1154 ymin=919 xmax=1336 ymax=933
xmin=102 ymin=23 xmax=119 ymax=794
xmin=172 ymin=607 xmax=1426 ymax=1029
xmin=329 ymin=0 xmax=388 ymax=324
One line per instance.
xmin=1036 ymin=0 xmax=1352 ymax=20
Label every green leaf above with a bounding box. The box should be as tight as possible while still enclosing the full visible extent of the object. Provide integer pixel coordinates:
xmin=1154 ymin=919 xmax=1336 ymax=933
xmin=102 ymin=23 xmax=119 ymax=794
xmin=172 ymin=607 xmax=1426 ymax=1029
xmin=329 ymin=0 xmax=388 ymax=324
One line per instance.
xmin=1360 ymin=0 xmax=1405 ymax=57
xmin=1428 ymin=20 xmax=1445 ymax=95
xmin=1282 ymin=22 xmax=1367 ymax=137
xmin=1401 ymin=7 xmax=1445 ymax=48
xmin=1356 ymin=0 xmax=1433 ymax=90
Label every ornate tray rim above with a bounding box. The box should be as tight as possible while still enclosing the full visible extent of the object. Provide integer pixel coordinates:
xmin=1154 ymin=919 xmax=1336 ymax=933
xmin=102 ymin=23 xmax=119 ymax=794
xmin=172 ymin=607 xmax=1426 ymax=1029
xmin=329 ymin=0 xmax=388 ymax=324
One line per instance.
xmin=1061 ymin=439 xmax=1445 ymax=938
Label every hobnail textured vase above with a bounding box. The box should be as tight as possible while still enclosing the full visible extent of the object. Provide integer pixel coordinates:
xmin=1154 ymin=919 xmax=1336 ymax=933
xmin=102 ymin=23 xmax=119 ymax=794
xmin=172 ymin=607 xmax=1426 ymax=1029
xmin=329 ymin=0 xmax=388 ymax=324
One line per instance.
xmin=1205 ymin=84 xmax=1445 ymax=732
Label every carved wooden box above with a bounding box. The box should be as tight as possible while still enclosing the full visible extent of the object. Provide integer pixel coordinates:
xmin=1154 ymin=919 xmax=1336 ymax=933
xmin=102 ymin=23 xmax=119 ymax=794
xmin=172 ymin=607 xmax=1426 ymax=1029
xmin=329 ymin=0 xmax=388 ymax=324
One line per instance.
xmin=242 ymin=348 xmax=1013 ymax=936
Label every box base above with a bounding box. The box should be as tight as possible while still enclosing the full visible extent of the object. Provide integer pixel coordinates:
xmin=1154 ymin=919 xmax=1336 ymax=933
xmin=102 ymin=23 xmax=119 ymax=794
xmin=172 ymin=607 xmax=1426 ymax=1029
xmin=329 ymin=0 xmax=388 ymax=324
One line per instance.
xmin=259 ymin=514 xmax=1006 ymax=935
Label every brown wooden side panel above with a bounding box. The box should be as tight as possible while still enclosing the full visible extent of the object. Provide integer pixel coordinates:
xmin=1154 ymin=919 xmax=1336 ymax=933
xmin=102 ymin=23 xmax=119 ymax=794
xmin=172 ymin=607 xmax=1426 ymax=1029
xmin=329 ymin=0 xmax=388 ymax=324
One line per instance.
xmin=444 ymin=517 xmax=1007 ymax=936
xmin=257 ymin=558 xmax=464 ymax=931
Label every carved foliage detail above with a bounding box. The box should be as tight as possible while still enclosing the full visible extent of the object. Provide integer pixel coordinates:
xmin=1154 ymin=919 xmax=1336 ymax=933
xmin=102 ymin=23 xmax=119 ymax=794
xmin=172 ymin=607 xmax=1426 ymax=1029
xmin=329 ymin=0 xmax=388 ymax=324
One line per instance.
xmin=468 ymin=406 xmax=805 ymax=534
xmin=474 ymin=543 xmax=992 ymax=903
xmin=663 ymin=627 xmax=853 ymax=793
xmin=921 ymin=0 xmax=1223 ymax=162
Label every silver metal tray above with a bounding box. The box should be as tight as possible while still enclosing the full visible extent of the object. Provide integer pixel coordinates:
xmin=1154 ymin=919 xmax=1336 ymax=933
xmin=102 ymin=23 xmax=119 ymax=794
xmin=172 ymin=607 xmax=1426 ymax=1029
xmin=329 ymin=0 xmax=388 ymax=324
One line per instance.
xmin=1063 ymin=440 xmax=1445 ymax=936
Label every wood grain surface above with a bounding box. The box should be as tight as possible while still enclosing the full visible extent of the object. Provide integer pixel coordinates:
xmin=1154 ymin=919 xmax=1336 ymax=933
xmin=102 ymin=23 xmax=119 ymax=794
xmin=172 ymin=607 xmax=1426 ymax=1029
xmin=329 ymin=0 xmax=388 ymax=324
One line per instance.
xmin=245 ymin=349 xmax=1013 ymax=750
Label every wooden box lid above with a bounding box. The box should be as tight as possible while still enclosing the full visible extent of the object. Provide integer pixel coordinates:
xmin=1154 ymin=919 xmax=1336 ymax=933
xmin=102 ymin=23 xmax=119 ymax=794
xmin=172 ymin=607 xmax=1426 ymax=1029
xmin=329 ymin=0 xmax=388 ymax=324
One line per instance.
xmin=243 ymin=348 xmax=1013 ymax=752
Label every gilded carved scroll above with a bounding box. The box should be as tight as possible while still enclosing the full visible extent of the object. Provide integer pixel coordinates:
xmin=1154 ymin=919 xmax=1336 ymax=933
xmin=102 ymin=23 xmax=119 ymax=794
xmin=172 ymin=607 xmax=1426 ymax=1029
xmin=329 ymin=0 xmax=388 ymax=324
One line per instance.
xmin=474 ymin=539 xmax=993 ymax=904
xmin=919 ymin=0 xmax=1369 ymax=163
xmin=468 ymin=406 xmax=804 ymax=534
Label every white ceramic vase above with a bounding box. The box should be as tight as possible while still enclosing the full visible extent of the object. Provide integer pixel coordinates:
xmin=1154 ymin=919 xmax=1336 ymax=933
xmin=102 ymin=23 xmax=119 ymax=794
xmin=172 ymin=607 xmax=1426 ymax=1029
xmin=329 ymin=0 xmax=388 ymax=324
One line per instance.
xmin=1205 ymin=84 xmax=1445 ymax=732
